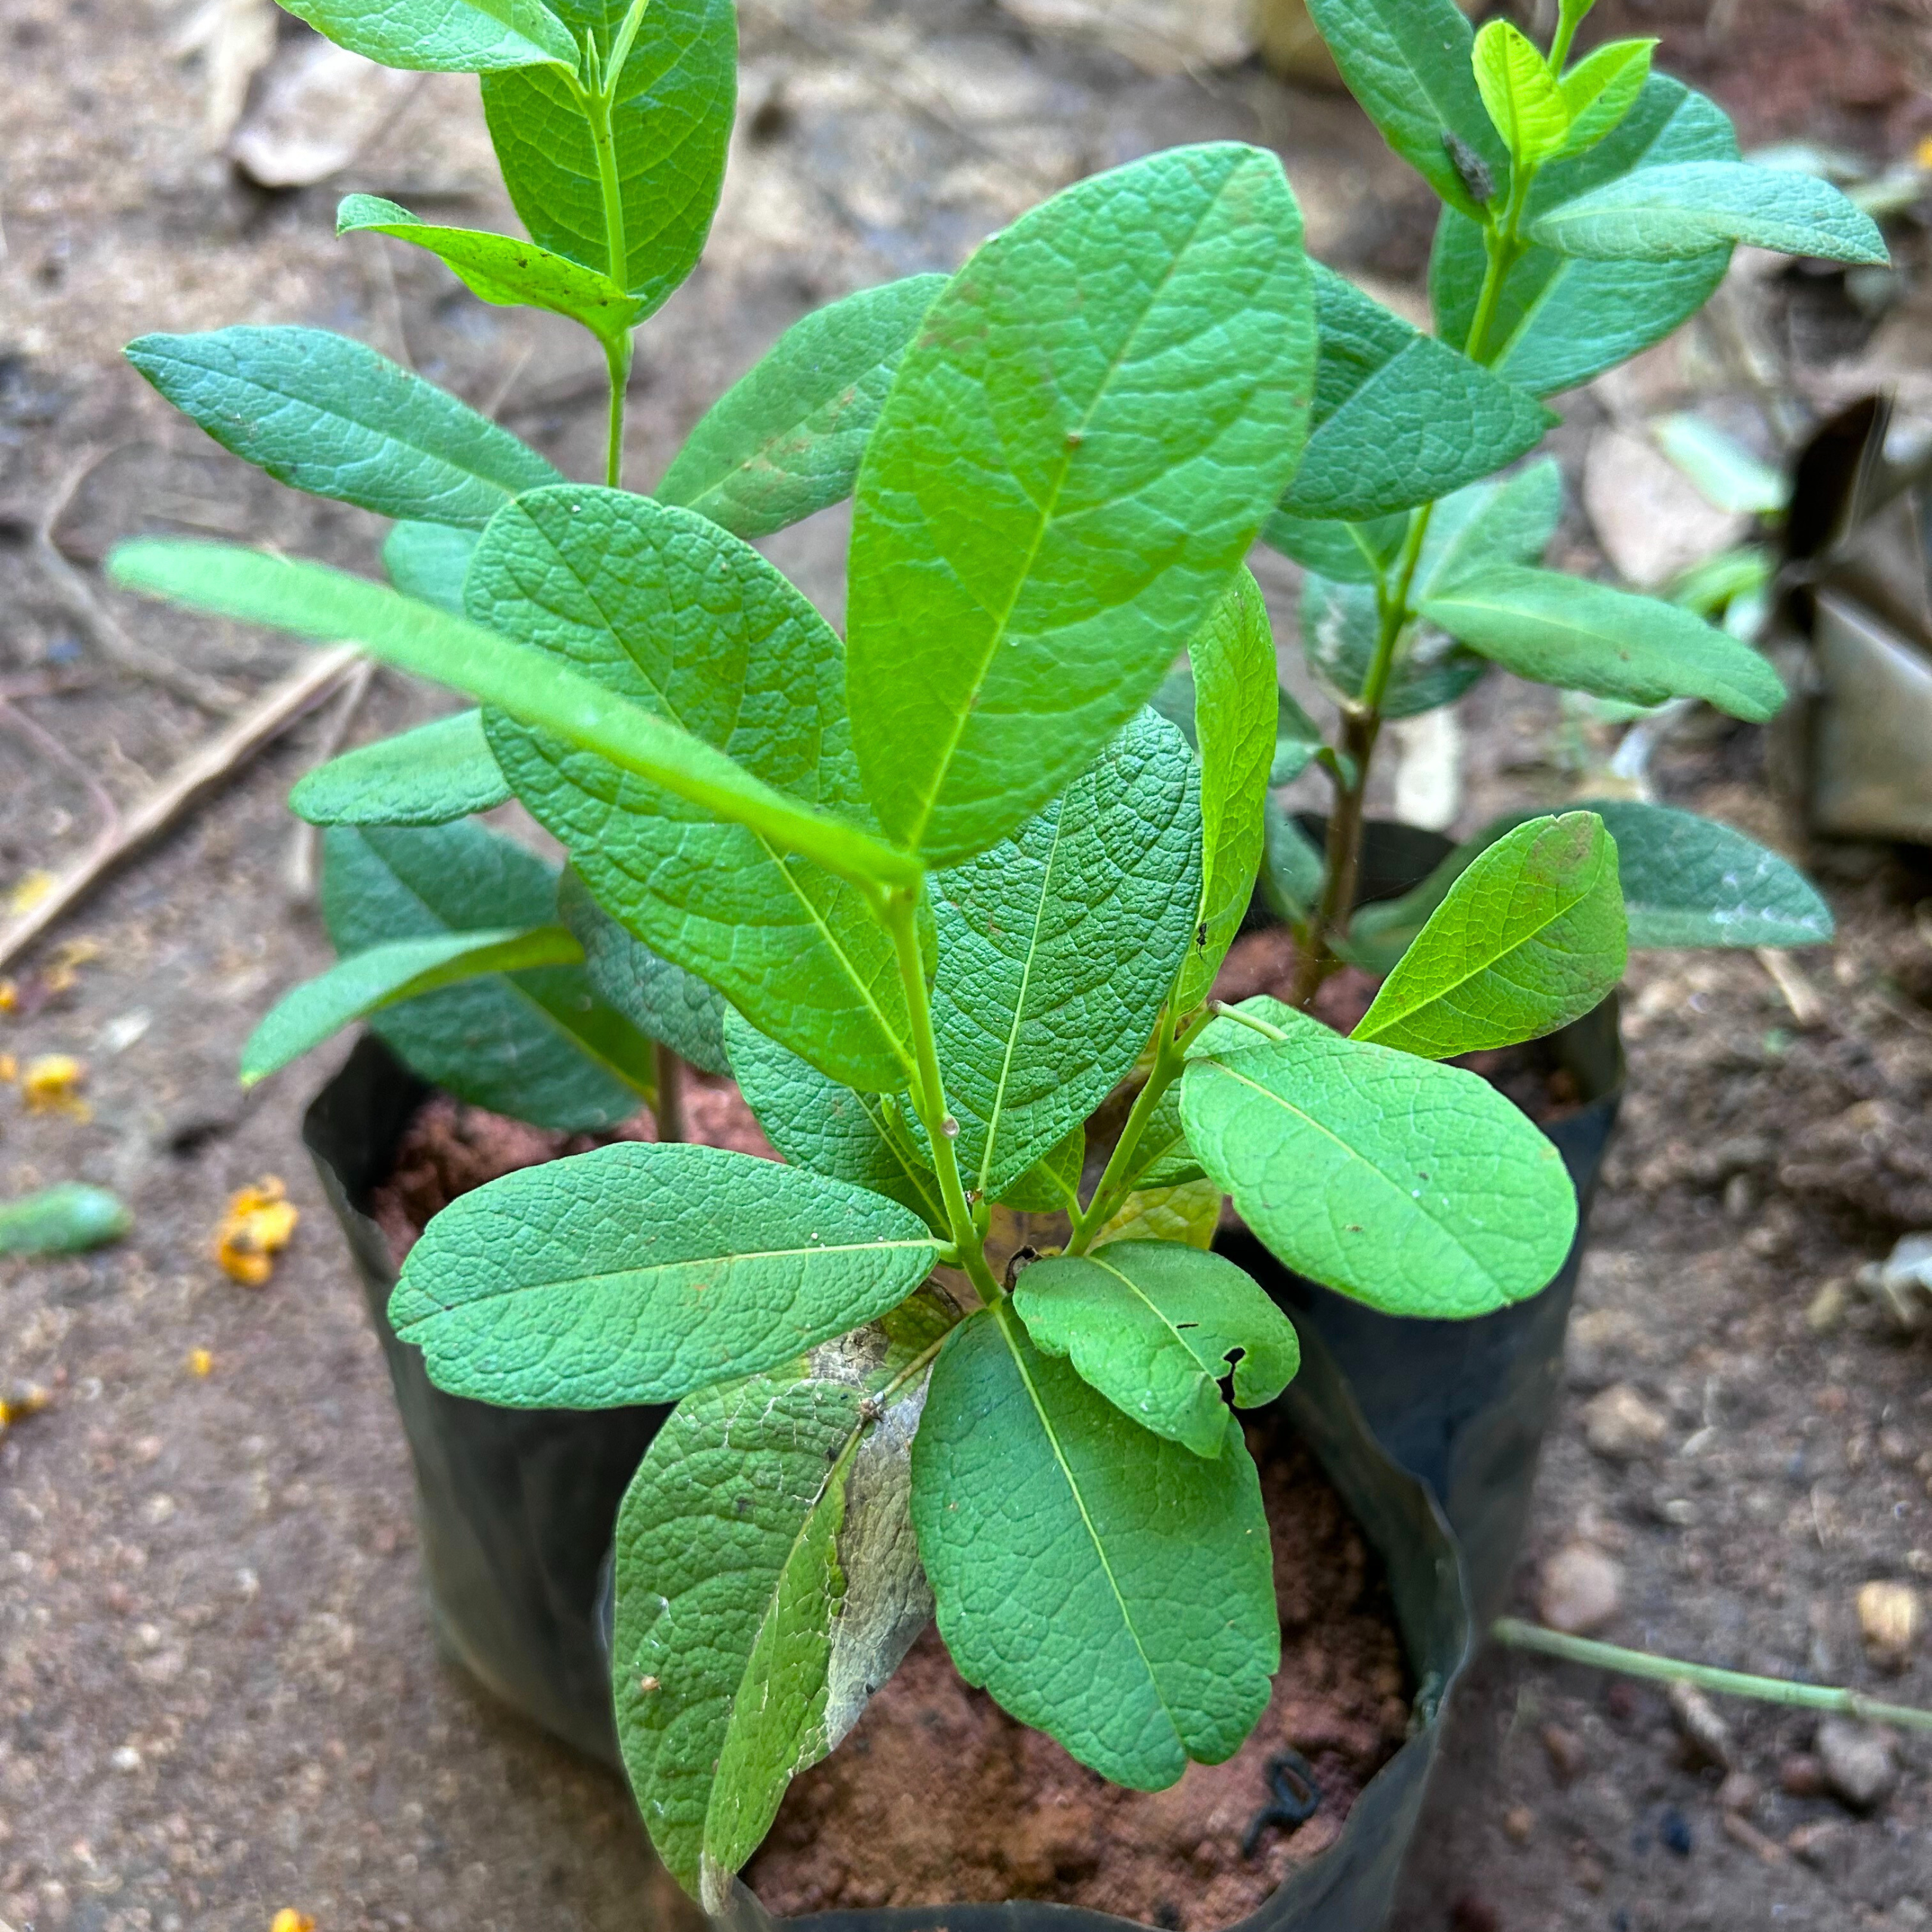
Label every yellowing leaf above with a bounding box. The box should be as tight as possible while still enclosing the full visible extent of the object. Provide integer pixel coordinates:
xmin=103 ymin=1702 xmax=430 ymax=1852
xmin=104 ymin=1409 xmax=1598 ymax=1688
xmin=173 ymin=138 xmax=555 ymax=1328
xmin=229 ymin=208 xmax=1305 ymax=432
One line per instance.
xmin=1093 ymin=1178 xmax=1222 ymax=1251
xmin=215 ymin=1176 xmax=299 ymax=1286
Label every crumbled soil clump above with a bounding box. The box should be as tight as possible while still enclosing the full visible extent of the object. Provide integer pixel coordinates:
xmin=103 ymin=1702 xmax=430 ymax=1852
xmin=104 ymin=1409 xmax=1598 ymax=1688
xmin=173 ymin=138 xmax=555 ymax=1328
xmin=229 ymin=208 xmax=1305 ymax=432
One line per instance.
xmin=370 ymin=1074 xmax=775 ymax=1258
xmin=747 ymin=1428 xmax=1412 ymax=1931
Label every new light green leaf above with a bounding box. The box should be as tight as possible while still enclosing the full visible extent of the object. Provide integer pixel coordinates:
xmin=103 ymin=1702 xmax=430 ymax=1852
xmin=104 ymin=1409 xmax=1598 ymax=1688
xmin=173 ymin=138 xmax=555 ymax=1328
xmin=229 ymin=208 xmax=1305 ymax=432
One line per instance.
xmin=1304 ymin=0 xmax=1506 ymax=215
xmin=1175 ymin=570 xmax=1276 ymax=1011
xmin=1431 ymin=76 xmax=1739 ymax=395
xmin=469 ymin=486 xmax=920 ymax=1092
xmin=337 ymin=195 xmax=645 ymax=346
xmin=1532 ymin=161 xmax=1888 ymax=265
xmin=846 ymin=143 xmax=1316 ymax=865
xmin=614 ymin=1340 xmax=935 ymax=1902
xmin=560 ymin=868 xmax=728 ymax=1075
xmin=1558 ymin=38 xmax=1655 ymax=156
xmin=482 ymin=0 xmax=735 ymax=314
xmin=1419 ymin=563 xmax=1787 ymax=721
xmin=1181 ymin=1005 xmax=1577 ymax=1317
xmin=242 ymin=923 xmax=583 ymax=1083
xmin=289 ymin=711 xmax=510 ymax=826
xmin=320 ymin=821 xmax=657 ymax=1128
xmin=926 ymin=710 xmax=1202 ymax=1199
xmin=1014 ymin=1241 xmax=1298 ymax=1458
xmin=281 ymin=0 xmax=577 ymax=71
xmin=1473 ymin=20 xmax=1570 ymax=168
xmin=390 ymin=1142 xmax=939 ymax=1405
xmin=108 ymin=540 xmax=920 ymax=899
xmin=125 ymin=327 xmax=561 ymax=528
xmin=657 ymin=275 xmax=948 ymax=540
xmin=384 ymin=521 xmax=480 ymax=614
xmin=1653 ymin=414 xmax=1787 ymax=516
xmin=1281 ymin=267 xmax=1553 ymax=522
xmin=1351 ymin=812 xmax=1626 ymax=1058
xmin=722 ymin=1010 xmax=945 ymax=1232
xmin=910 ymin=1306 xmax=1277 ymax=1788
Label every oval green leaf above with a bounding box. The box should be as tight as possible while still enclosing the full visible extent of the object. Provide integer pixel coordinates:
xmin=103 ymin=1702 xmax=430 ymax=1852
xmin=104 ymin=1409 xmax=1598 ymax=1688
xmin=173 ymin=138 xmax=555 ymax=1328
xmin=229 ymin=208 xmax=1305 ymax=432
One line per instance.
xmin=281 ymin=0 xmax=577 ymax=72
xmin=289 ymin=710 xmax=509 ymax=827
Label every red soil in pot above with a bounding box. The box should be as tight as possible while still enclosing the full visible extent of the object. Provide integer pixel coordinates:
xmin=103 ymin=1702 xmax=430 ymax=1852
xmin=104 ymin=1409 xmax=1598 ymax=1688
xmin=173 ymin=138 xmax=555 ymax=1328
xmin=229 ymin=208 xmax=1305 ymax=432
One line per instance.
xmin=369 ymin=1071 xmax=776 ymax=1257
xmin=745 ymin=1423 xmax=1413 ymax=1931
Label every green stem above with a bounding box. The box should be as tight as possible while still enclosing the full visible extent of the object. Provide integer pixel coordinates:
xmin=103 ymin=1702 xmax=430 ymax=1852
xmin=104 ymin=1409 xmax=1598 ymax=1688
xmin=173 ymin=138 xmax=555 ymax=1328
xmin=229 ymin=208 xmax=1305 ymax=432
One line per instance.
xmin=575 ymin=53 xmax=634 ymax=490
xmin=1493 ymin=1620 xmax=1932 ymax=1732
xmin=883 ymin=890 xmax=1003 ymax=1308
xmin=1547 ymin=0 xmax=1587 ymax=74
xmin=652 ymin=1038 xmax=685 ymax=1144
xmin=1067 ymin=1004 xmax=1186 ymax=1255
xmin=602 ymin=330 xmax=633 ymax=490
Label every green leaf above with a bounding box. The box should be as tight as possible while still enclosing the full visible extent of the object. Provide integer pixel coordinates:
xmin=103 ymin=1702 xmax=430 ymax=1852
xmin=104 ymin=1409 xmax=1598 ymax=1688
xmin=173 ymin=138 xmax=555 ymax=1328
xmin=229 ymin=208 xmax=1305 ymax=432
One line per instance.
xmin=0 ymin=1184 xmax=132 ymax=1257
xmin=1533 ymin=160 xmax=1888 ymax=266
xmin=995 ymin=1121 xmax=1086 ymax=1214
xmin=1259 ymin=508 xmax=1407 ymax=585
xmin=241 ymin=923 xmax=583 ymax=1083
xmin=482 ymin=0 xmax=735 ymax=311
xmin=383 ymin=520 xmax=480 ymax=614
xmin=1419 ymin=563 xmax=1787 ymax=720
xmin=320 ymin=821 xmax=657 ymax=1127
xmin=559 ymin=868 xmax=728 ymax=1075
xmin=1302 ymin=574 xmax=1488 ymax=721
xmin=1587 ymin=801 xmax=1831 ymax=948
xmin=1473 ymin=20 xmax=1570 ymax=168
xmin=614 ymin=1345 xmax=935 ymax=1900
xmin=1091 ymin=1176 xmax=1222 ymax=1251
xmin=108 ymin=540 xmax=921 ymax=897
xmin=390 ymin=1141 xmax=939 ymax=1405
xmin=125 ymin=327 xmax=561 ymax=528
xmin=1175 ymin=570 xmax=1277 ymax=1011
xmin=1431 ymin=76 xmax=1739 ymax=395
xmin=910 ymin=1305 xmax=1277 ymax=1787
xmin=1260 ymin=798 xmax=1325 ymax=924
xmin=1558 ymin=38 xmax=1655 ymax=157
xmin=1281 ymin=267 xmax=1553 ymax=522
xmin=723 ymin=1011 xmax=945 ymax=1231
xmin=1412 ymin=458 xmax=1563 ymax=598
xmin=927 ymin=710 xmax=1202 ymax=1199
xmin=280 ymin=0 xmax=577 ymax=72
xmin=1652 ymin=415 xmax=1787 ymax=516
xmin=1181 ymin=1005 xmax=1577 ymax=1317
xmin=1014 ymin=1241 xmax=1298 ymax=1458
xmin=1304 ymin=0 xmax=1506 ymax=216
xmin=1351 ymin=812 xmax=1626 ymax=1058
xmin=337 ymin=194 xmax=644 ymax=346
xmin=289 ymin=711 xmax=510 ymax=827
xmin=846 ymin=143 xmax=1316 ymax=865
xmin=468 ymin=486 xmax=919 ymax=1091
xmin=1130 ymin=1082 xmax=1205 ymax=1189
xmin=657 ymin=275 xmax=948 ymax=540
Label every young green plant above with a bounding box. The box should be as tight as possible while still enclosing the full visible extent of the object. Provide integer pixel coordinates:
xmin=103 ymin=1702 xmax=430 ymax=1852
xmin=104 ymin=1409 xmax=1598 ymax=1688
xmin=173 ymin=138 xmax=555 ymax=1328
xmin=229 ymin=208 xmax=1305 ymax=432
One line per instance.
xmin=109 ymin=0 xmax=1872 ymax=1905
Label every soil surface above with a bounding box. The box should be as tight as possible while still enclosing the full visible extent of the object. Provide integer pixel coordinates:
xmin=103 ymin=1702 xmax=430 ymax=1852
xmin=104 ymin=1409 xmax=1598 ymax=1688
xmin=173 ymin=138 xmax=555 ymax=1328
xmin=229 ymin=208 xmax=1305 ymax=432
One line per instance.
xmin=3 ymin=2 xmax=1931 ymax=1931
xmin=748 ymin=1425 xmax=1411 ymax=1930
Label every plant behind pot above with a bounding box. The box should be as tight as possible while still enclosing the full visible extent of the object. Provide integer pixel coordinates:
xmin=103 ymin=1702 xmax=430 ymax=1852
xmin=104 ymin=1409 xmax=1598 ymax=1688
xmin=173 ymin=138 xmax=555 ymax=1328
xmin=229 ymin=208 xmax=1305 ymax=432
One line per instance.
xmin=110 ymin=0 xmax=1877 ymax=1918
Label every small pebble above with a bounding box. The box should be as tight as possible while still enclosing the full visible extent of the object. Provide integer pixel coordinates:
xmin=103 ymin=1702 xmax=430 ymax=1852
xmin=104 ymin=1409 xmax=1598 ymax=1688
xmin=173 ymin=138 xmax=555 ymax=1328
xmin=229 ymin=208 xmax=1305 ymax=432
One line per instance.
xmin=1787 ymin=1820 xmax=1847 ymax=1874
xmin=1502 ymin=1804 xmax=1533 ymax=1845
xmin=110 ymin=1745 xmax=142 ymax=1772
xmin=1716 ymin=1770 xmax=1760 ymax=1813
xmin=1779 ymin=1753 xmax=1825 ymax=1797
xmin=1857 ymin=1580 xmax=1922 ymax=1670
xmin=1540 ymin=1722 xmax=1587 ymax=1786
xmin=1583 ymin=1383 xmax=1670 ymax=1462
xmin=1538 ymin=1543 xmax=1624 ymax=1636
xmin=1659 ymin=1805 xmax=1693 ymax=1857
xmin=1816 ymin=1717 xmax=1897 ymax=1812
xmin=1668 ymin=1681 xmax=1733 ymax=1769
xmin=1574 ymin=1853 xmax=1606 ymax=1894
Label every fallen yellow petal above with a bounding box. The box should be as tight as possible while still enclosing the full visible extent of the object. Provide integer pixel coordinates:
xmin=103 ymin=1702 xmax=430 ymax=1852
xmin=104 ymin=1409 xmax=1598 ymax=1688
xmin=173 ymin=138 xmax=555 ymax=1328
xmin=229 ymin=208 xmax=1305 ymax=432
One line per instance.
xmin=188 ymin=1348 xmax=215 ymax=1377
xmin=0 ymin=979 xmax=16 ymax=1013
xmin=215 ymin=1175 xmax=299 ymax=1286
xmin=43 ymin=936 xmax=103 ymax=996
xmin=5 ymin=869 xmax=57 ymax=918
xmin=270 ymin=1913 xmax=316 ymax=1932
xmin=0 ymin=1053 xmax=15 ymax=1082
xmin=21 ymin=1053 xmax=91 ymax=1120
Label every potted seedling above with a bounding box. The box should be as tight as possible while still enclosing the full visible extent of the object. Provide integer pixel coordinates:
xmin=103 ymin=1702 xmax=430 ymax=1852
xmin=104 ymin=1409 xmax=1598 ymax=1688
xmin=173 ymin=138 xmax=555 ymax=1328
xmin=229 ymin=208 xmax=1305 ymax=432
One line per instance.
xmin=111 ymin=0 xmax=1884 ymax=1918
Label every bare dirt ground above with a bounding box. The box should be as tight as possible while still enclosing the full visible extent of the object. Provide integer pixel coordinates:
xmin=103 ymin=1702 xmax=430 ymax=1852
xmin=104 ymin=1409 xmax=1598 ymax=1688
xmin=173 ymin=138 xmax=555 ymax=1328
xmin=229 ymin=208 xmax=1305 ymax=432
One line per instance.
xmin=2 ymin=2 xmax=1930 ymax=1930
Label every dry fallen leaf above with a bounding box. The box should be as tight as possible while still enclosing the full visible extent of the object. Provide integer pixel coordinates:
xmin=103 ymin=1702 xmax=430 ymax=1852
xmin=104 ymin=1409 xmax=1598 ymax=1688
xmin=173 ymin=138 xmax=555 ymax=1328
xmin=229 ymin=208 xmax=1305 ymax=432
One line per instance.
xmin=21 ymin=1053 xmax=90 ymax=1119
xmin=215 ymin=1176 xmax=299 ymax=1286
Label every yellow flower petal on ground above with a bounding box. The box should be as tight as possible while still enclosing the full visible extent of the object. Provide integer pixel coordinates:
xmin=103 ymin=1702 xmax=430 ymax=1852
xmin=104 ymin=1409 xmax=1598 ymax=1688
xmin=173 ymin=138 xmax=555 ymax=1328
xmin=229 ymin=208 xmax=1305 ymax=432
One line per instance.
xmin=5 ymin=869 xmax=57 ymax=918
xmin=189 ymin=1348 xmax=215 ymax=1377
xmin=215 ymin=1176 xmax=299 ymax=1286
xmin=270 ymin=1913 xmax=316 ymax=1932
xmin=21 ymin=1053 xmax=90 ymax=1119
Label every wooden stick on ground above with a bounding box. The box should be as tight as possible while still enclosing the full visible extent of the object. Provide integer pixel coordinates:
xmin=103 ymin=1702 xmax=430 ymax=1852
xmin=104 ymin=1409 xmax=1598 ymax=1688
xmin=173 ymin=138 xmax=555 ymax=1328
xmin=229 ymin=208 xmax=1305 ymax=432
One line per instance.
xmin=0 ymin=645 xmax=363 ymax=973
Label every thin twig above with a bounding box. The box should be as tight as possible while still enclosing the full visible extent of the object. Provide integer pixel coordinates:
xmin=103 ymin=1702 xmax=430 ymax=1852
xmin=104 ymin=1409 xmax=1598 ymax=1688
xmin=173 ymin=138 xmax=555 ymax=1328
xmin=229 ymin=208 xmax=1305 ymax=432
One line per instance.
xmin=0 ymin=645 xmax=363 ymax=972
xmin=283 ymin=657 xmax=376 ymax=906
xmin=1756 ymin=946 xmax=1826 ymax=1027
xmin=34 ymin=448 xmax=243 ymax=715
xmin=1494 ymin=1619 xmax=1932 ymax=1731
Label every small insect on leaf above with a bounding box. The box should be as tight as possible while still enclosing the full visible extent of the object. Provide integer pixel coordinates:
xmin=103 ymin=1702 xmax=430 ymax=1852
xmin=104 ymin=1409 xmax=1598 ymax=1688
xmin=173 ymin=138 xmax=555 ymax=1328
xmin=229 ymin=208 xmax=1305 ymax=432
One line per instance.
xmin=215 ymin=1176 xmax=300 ymax=1287
xmin=21 ymin=1054 xmax=90 ymax=1120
